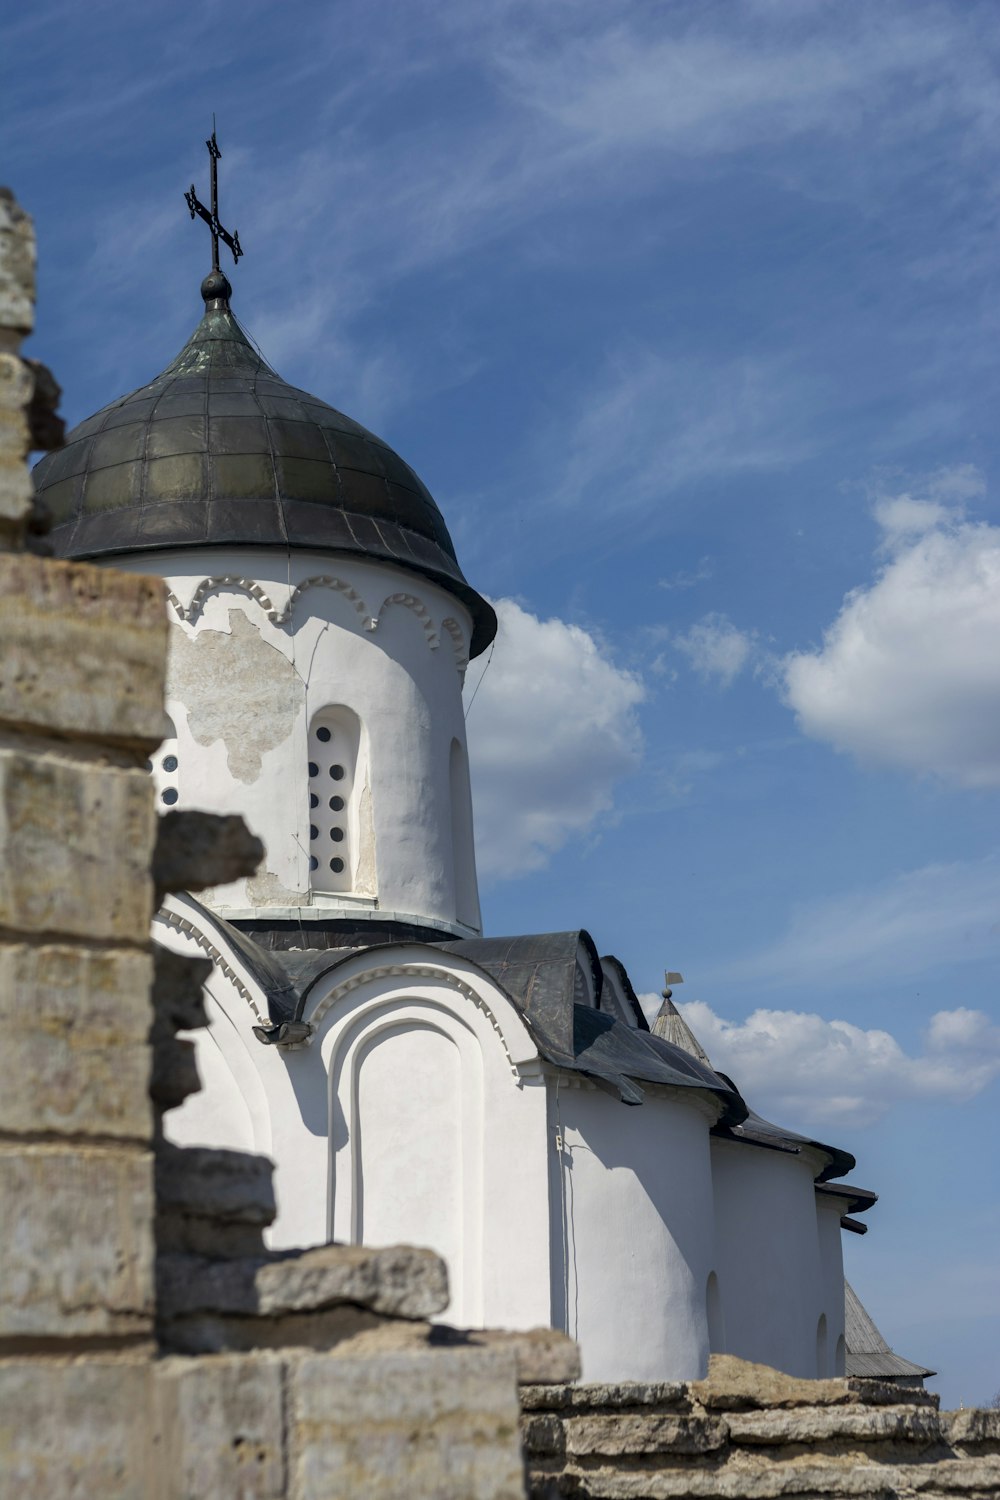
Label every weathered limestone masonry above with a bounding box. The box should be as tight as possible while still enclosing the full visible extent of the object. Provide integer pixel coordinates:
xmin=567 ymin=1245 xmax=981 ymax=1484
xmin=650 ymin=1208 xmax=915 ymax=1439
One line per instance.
xmin=523 ymin=1356 xmax=1000 ymax=1499
xmin=0 ymin=189 xmax=535 ymax=1500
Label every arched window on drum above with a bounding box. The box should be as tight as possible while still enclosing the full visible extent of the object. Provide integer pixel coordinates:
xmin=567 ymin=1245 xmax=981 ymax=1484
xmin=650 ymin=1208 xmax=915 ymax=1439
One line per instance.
xmin=308 ymin=707 xmax=361 ymax=894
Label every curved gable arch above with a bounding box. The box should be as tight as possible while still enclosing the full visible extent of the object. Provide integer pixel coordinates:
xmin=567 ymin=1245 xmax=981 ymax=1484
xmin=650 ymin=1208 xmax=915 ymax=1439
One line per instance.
xmin=305 ymin=950 xmax=540 ymax=1076
xmin=307 ymin=952 xmax=546 ymax=1328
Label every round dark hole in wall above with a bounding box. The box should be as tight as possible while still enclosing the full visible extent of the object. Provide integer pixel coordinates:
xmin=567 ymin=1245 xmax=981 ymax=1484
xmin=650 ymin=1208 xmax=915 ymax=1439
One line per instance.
xmin=161 ymin=788 xmax=178 ymax=806
xmin=330 ymin=826 xmax=344 ymax=842
xmin=330 ymin=857 xmax=344 ymax=874
xmin=316 ymin=726 xmax=331 ymax=743
xmin=329 ymin=795 xmax=345 ymax=812
xmin=144 ymin=759 xmax=153 ymax=772
xmin=162 ymin=754 xmax=178 ymax=773
xmin=309 ymin=856 xmax=318 ymax=871
xmin=330 ymin=764 xmax=345 ymax=780
xmin=309 ymin=793 xmax=318 ymax=809
xmin=308 ymin=761 xmax=319 ymax=777
xmin=309 ymin=825 xmax=318 ymax=840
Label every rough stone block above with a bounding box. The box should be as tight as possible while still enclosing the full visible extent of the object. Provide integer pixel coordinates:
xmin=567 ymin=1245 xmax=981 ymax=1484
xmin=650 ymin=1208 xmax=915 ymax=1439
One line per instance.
xmin=433 ymin=1326 xmax=581 ymax=1385
xmin=0 ymin=944 xmax=151 ymax=1139
xmin=158 ymin=1242 xmax=449 ymax=1321
xmin=520 ymin=1382 xmax=690 ymax=1412
xmin=521 ymin=1412 xmax=565 ymax=1459
xmin=693 ymin=1354 xmax=851 ymax=1411
xmin=0 ymin=188 xmax=35 ymax=335
xmin=725 ymin=1403 xmax=943 ymax=1446
xmin=151 ymin=1354 xmax=285 ymax=1499
xmin=151 ymin=946 xmax=212 ymax=1032
xmin=565 ymin=1412 xmax=728 ymax=1457
xmin=0 ymin=1357 xmax=150 ymax=1499
xmin=533 ymin=1459 xmax=906 ymax=1497
xmin=155 ymin=1142 xmax=276 ymax=1225
xmin=0 ymin=1144 xmax=153 ymax=1338
xmin=0 ymin=553 xmax=168 ymax=746
xmin=149 ymin=1034 xmax=202 ymax=1112
xmin=158 ymin=1302 xmax=386 ymax=1357
xmin=152 ymin=810 xmax=263 ymax=900
xmin=0 ymin=750 xmax=155 ymax=942
xmin=943 ymin=1406 xmax=1000 ymax=1446
xmin=289 ymin=1346 xmax=526 ymax=1499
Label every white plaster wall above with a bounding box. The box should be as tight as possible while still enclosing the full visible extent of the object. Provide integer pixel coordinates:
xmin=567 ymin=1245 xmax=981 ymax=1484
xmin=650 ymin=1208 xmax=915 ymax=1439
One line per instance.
xmin=815 ymin=1194 xmax=848 ymax=1375
xmin=159 ymin=916 xmax=551 ymax=1330
xmin=310 ymin=948 xmax=551 ymax=1330
xmin=710 ymin=1139 xmax=827 ymax=1377
xmin=550 ymin=1082 xmax=717 ymax=1382
xmin=110 ymin=547 xmax=481 ymax=935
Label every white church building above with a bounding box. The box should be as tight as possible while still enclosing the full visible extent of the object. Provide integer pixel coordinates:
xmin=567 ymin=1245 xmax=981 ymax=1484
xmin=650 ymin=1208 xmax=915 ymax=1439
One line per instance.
xmin=36 ymin=250 xmax=878 ymax=1384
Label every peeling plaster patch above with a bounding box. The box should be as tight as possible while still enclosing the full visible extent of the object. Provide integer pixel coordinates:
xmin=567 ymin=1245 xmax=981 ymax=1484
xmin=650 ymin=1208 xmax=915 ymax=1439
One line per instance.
xmin=246 ymin=868 xmax=305 ymax=907
xmin=169 ymin=611 xmax=305 ymax=783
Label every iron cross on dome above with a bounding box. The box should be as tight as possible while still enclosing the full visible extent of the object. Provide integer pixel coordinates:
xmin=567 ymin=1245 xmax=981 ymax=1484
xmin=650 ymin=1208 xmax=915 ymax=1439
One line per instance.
xmin=184 ymin=122 xmax=244 ymax=273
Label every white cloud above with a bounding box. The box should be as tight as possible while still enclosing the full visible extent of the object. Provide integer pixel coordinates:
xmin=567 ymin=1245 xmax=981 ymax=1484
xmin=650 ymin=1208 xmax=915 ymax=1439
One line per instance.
xmin=465 ymin=599 xmax=644 ymax=878
xmin=783 ymin=470 xmax=1000 ymax=787
xmin=674 ymin=612 xmax=754 ymax=688
xmin=701 ymin=854 xmax=1000 ymax=994
xmin=664 ymin=999 xmax=1000 ymax=1130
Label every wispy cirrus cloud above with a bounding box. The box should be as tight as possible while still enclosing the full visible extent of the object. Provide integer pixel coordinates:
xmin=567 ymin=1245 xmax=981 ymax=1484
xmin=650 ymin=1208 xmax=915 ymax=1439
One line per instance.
xmin=700 ymin=853 xmax=1000 ymax=994
xmin=543 ymin=348 xmax=817 ymax=516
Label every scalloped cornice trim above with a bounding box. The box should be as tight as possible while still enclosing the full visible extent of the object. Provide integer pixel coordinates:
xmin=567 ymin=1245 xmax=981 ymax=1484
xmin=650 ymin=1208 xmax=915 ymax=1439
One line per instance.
xmin=166 ymin=574 xmax=469 ymax=673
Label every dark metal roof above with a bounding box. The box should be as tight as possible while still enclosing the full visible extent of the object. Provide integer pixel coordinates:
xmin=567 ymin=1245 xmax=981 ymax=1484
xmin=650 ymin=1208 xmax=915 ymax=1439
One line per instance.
xmin=815 ymin=1180 xmax=878 ymax=1216
xmin=711 ymin=1101 xmax=857 ymax=1183
xmin=845 ymin=1280 xmax=935 ymax=1380
xmin=180 ymin=902 xmax=745 ymax=1118
xmin=34 ymin=287 xmax=496 ymax=657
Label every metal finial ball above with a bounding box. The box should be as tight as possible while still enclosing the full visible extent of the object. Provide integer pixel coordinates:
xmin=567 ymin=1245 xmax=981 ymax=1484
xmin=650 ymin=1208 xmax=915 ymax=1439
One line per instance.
xmin=201 ymin=269 xmax=232 ymax=305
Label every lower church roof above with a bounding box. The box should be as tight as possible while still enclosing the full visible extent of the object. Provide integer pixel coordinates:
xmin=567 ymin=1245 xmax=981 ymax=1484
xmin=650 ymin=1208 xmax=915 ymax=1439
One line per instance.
xmin=183 ymin=900 xmax=746 ymax=1119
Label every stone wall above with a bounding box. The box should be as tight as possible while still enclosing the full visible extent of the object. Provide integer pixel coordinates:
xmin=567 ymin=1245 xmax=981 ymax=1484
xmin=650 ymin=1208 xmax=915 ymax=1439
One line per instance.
xmin=0 ymin=188 xmax=535 ymax=1500
xmin=522 ymin=1355 xmax=1000 ymax=1498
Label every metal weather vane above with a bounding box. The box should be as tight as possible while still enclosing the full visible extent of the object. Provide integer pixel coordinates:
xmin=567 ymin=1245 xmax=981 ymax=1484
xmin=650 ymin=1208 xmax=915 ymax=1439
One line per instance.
xmin=184 ymin=120 xmax=243 ymax=272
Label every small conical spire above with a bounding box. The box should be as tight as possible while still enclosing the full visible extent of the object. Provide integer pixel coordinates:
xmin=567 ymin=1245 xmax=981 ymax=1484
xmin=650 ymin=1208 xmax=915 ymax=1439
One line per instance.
xmin=651 ymin=976 xmax=711 ymax=1064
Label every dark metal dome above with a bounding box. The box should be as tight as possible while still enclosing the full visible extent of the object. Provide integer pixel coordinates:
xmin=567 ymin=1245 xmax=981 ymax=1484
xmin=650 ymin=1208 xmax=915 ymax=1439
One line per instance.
xmin=35 ymin=283 xmax=496 ymax=656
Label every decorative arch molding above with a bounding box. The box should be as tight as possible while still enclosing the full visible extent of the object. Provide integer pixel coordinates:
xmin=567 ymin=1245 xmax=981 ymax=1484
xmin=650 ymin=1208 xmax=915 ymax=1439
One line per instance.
xmin=373 ymin=591 xmax=439 ymax=648
xmin=306 ymin=961 xmax=527 ymax=1078
xmin=156 ymin=907 xmax=266 ymax=1026
xmin=281 ymin=574 xmax=373 ymax=630
xmin=166 ymin=575 xmax=281 ymax=626
xmin=441 ymin=617 xmax=469 ymax=674
xmin=165 ymin=574 xmax=471 ymax=675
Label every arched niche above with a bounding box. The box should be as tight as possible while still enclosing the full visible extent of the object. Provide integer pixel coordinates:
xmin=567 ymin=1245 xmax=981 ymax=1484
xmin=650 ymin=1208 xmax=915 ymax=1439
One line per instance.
xmin=308 ymin=705 xmax=367 ymax=895
xmin=706 ymin=1270 xmax=726 ymax=1354
xmin=308 ymin=954 xmax=550 ymax=1332
xmin=816 ymin=1313 xmax=829 ymax=1377
xmin=835 ymin=1331 xmax=846 ymax=1377
xmin=328 ymin=1000 xmax=484 ymax=1321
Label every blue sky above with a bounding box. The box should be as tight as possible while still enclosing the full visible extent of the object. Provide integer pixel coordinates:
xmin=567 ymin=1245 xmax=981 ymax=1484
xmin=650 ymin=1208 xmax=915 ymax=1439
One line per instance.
xmin=5 ymin=0 xmax=998 ymax=1405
